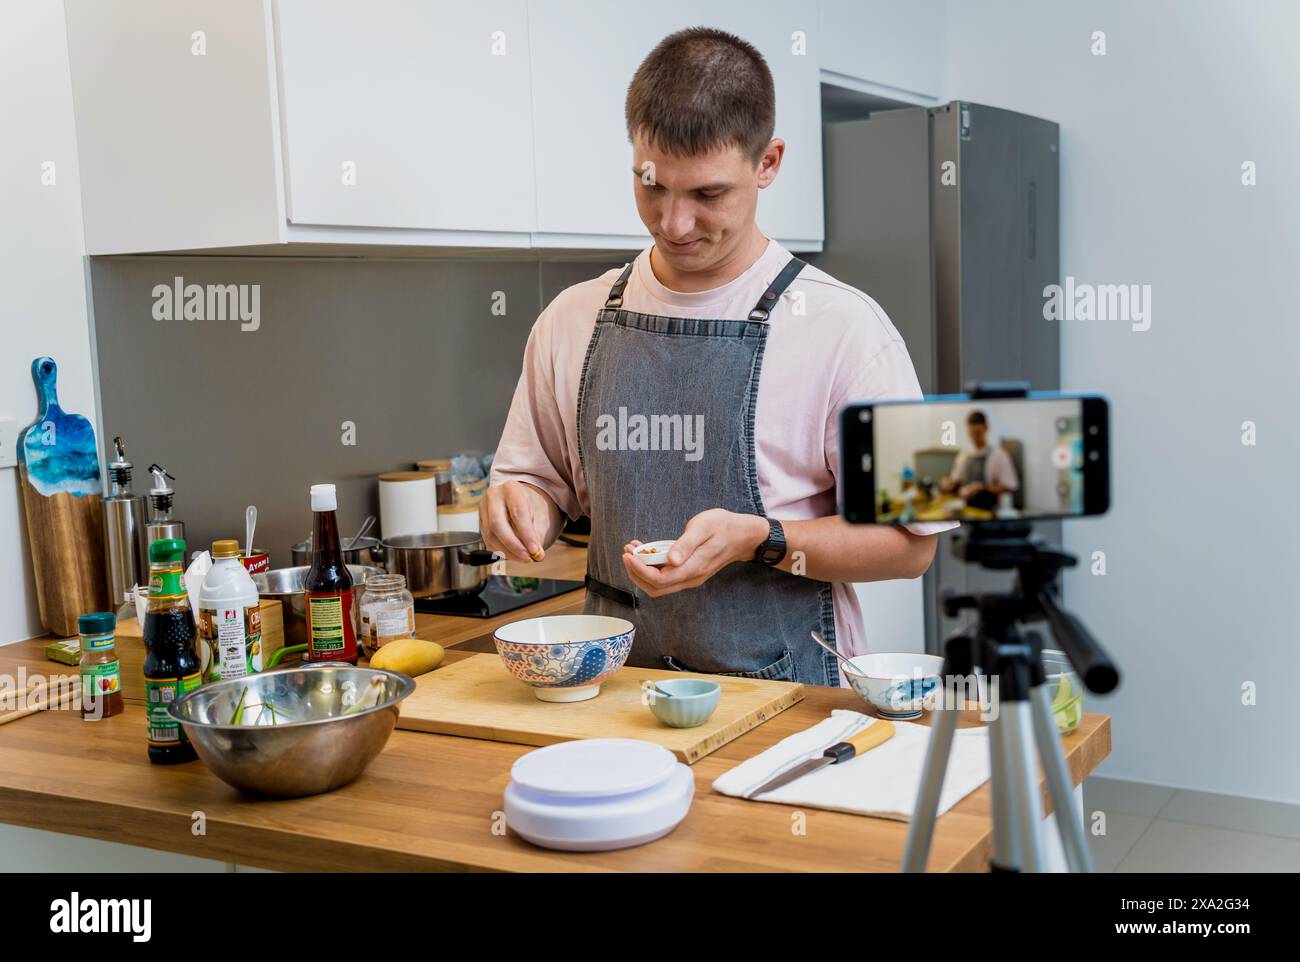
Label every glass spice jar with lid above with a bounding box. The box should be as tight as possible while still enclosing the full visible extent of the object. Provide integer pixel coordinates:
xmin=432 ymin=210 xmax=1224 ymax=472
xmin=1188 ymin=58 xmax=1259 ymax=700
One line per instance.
xmin=78 ymin=611 xmax=123 ymax=721
xmin=359 ymin=574 xmax=416 ymax=658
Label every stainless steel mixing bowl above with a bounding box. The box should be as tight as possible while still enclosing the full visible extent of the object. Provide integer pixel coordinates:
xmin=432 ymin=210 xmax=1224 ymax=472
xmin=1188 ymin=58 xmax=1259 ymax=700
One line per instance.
xmin=167 ymin=666 xmax=415 ymax=798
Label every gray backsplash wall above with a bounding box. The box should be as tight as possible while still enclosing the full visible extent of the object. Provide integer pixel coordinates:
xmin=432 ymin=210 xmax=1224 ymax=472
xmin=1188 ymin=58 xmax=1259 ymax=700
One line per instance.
xmin=88 ymin=255 xmax=625 ymax=567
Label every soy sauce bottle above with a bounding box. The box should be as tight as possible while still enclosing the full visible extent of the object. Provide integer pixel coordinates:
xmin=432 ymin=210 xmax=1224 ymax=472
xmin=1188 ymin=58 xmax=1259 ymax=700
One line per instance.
xmin=142 ymin=538 xmax=201 ymax=764
xmin=303 ymin=483 xmax=357 ymax=664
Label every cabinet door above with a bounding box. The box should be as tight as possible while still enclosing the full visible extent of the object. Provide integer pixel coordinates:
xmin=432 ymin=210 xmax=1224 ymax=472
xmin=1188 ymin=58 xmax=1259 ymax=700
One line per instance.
xmin=819 ymin=0 xmax=946 ymax=100
xmin=528 ymin=0 xmax=823 ymax=247
xmin=276 ymin=0 xmax=535 ymax=232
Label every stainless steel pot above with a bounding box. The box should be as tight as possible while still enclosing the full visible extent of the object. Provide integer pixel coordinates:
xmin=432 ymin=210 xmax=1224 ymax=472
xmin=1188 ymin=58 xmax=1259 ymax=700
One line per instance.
xmin=289 ymin=535 xmax=383 ymax=568
xmin=253 ymin=564 xmax=384 ymax=650
xmin=382 ymin=531 xmax=500 ymax=600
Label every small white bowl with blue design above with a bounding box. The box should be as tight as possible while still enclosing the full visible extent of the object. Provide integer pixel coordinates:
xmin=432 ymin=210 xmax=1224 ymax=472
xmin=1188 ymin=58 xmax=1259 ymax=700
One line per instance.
xmin=494 ymin=614 xmax=636 ymax=702
xmin=843 ymin=652 xmax=944 ymax=719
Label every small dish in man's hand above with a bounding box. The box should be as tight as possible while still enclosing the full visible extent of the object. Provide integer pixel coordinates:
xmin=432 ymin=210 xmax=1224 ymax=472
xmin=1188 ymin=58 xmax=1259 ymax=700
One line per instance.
xmin=629 ymin=540 xmax=675 ymax=566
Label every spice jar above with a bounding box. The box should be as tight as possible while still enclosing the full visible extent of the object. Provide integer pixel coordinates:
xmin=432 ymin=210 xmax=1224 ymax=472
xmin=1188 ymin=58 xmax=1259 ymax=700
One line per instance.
xmin=416 ymin=460 xmax=454 ymax=506
xmin=78 ymin=611 xmax=123 ymax=721
xmin=359 ymin=574 xmax=416 ymax=658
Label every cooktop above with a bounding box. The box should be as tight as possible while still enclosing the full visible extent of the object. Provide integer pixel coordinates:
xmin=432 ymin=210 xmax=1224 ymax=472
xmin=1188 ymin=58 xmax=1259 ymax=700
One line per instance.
xmin=413 ymin=575 xmax=584 ymax=618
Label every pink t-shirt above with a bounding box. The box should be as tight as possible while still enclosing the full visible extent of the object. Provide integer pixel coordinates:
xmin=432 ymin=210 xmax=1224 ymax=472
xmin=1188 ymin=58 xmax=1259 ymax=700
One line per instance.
xmin=491 ymin=239 xmax=956 ymax=656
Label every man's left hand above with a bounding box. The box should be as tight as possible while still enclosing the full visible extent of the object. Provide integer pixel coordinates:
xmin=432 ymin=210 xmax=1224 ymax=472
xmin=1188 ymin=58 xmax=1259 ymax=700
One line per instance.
xmin=622 ymin=508 xmax=768 ymax=598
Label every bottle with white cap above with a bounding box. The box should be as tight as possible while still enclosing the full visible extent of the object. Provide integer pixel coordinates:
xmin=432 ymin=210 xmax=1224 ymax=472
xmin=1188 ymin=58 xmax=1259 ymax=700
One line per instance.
xmin=197 ymin=539 xmax=262 ymax=680
xmin=303 ymin=483 xmax=357 ymax=664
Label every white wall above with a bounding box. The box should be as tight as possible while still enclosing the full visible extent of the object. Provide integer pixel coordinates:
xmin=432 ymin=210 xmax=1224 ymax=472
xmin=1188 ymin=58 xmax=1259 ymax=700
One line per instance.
xmin=0 ymin=0 xmax=96 ymax=643
xmin=946 ymin=0 xmax=1300 ymax=802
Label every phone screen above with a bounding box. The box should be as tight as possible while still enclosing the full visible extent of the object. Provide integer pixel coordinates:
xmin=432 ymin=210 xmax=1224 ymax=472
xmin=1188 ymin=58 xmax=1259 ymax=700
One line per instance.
xmin=840 ymin=393 xmax=1109 ymax=524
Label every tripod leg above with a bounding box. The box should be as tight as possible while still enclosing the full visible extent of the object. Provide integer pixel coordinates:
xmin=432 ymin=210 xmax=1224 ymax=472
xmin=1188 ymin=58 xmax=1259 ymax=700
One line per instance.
xmin=996 ymin=701 xmax=1045 ymax=871
xmin=1030 ymin=684 xmax=1096 ymax=873
xmin=987 ymin=706 xmax=1016 ymax=869
xmin=901 ymin=701 xmax=960 ymax=872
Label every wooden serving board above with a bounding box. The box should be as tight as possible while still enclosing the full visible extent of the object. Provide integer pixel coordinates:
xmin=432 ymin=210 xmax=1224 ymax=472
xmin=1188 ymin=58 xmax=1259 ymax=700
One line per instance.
xmin=396 ymin=653 xmax=804 ymax=763
xmin=18 ymin=357 xmax=108 ymax=636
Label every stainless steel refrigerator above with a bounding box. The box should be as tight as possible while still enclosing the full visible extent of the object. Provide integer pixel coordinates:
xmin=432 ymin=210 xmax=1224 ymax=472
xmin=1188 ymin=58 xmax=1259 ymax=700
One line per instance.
xmin=810 ymin=100 xmax=1061 ymax=653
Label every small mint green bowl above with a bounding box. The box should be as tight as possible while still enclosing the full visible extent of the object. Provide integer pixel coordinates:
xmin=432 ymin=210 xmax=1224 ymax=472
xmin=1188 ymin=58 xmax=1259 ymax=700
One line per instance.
xmin=645 ymin=678 xmax=721 ymax=729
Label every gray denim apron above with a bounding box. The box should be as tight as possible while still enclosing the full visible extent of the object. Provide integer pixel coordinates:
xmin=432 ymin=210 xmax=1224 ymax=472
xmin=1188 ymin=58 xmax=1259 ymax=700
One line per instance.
xmin=960 ymin=449 xmax=997 ymax=510
xmin=960 ymin=450 xmax=990 ymax=485
xmin=576 ymin=256 xmax=838 ymax=687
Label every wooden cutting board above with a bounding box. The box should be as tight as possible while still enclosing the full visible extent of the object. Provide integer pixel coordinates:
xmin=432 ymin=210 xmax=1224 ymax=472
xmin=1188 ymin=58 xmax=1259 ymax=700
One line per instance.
xmin=396 ymin=653 xmax=804 ymax=763
xmin=17 ymin=356 xmax=108 ymax=636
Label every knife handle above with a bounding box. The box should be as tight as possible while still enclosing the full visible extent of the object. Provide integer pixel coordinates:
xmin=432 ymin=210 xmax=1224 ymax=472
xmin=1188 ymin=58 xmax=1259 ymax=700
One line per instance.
xmin=826 ymin=720 xmax=896 ymax=763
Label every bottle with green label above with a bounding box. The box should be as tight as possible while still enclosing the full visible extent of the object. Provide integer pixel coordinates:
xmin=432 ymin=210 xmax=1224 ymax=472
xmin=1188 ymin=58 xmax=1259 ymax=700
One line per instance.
xmin=142 ymin=538 xmax=201 ymax=764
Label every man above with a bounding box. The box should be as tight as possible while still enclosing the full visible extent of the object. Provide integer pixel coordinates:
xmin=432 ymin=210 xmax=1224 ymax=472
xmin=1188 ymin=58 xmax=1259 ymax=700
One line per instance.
xmin=483 ymin=27 xmax=955 ymax=686
xmin=938 ymin=410 xmax=1020 ymax=511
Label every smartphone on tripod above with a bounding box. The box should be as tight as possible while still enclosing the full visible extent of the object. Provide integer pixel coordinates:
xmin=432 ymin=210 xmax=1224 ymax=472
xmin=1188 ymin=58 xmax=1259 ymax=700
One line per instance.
xmin=837 ymin=384 xmax=1118 ymax=872
xmin=839 ymin=389 xmax=1109 ymax=525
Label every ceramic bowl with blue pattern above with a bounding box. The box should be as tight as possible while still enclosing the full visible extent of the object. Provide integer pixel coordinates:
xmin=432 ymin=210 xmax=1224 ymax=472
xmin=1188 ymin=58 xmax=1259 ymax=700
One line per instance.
xmin=843 ymin=652 xmax=945 ymax=720
xmin=494 ymin=615 xmax=636 ymax=702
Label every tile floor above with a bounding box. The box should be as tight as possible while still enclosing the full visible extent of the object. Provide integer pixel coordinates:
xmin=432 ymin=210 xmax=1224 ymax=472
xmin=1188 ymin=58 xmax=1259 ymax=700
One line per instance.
xmin=1084 ymin=776 xmax=1300 ymax=872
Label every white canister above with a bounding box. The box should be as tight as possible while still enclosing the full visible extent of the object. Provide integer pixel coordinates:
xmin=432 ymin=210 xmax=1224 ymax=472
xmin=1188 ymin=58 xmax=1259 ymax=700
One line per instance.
xmin=378 ymin=471 xmax=439 ymax=538
xmin=435 ymin=501 xmax=480 ymax=533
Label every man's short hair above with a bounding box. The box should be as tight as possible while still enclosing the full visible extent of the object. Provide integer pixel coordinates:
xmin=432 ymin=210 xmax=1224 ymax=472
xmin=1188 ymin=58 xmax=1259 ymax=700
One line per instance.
xmin=967 ymin=410 xmax=988 ymax=427
xmin=625 ymin=27 xmax=775 ymax=162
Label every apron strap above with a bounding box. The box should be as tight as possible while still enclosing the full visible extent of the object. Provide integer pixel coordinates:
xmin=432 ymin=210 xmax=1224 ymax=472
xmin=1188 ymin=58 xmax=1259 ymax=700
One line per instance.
xmin=604 ymin=263 xmax=635 ymax=310
xmin=747 ymin=257 xmax=807 ymax=321
xmin=606 ymin=256 xmax=804 ymax=317
xmin=585 ymin=574 xmax=639 ymax=609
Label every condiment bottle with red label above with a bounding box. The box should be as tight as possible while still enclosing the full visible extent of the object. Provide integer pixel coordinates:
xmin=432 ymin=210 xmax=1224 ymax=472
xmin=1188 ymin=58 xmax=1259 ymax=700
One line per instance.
xmin=303 ymin=483 xmax=357 ymax=664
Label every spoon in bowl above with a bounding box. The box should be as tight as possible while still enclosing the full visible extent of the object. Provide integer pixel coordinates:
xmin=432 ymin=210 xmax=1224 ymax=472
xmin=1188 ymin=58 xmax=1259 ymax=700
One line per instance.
xmin=344 ymin=514 xmax=376 ymax=551
xmin=245 ymin=505 xmax=257 ymax=558
xmin=810 ymin=631 xmax=859 ymax=675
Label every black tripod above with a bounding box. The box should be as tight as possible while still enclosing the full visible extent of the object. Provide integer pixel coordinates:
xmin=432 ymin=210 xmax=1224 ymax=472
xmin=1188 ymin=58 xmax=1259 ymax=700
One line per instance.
xmin=902 ymin=523 xmax=1120 ymax=872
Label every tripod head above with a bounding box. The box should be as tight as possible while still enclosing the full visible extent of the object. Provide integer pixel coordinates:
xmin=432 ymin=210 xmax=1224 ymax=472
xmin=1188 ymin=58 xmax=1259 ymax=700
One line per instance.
xmin=943 ymin=522 xmax=1119 ymax=695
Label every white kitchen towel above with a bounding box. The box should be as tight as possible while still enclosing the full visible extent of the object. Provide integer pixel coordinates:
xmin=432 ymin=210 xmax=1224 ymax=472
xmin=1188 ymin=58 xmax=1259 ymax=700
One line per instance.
xmin=712 ymin=710 xmax=990 ymax=821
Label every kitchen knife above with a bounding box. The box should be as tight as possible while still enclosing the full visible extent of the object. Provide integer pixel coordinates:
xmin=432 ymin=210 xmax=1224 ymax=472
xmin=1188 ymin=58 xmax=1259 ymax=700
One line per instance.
xmin=746 ymin=720 xmax=896 ymax=798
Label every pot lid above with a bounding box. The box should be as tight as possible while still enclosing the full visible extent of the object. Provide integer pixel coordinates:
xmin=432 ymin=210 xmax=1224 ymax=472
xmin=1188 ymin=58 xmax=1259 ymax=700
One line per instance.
xmin=509 ymin=739 xmax=679 ymax=798
xmin=381 ymin=531 xmax=481 ymax=550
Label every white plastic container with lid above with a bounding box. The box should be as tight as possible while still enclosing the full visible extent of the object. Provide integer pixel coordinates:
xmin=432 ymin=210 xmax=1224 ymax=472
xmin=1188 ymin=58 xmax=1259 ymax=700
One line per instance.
xmin=197 ymin=539 xmax=262 ymax=681
xmin=503 ymin=739 xmax=694 ymax=851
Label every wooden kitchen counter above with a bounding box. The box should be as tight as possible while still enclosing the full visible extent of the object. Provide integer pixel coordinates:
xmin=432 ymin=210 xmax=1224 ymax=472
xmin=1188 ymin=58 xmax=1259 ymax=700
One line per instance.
xmin=0 ymin=542 xmax=1111 ymax=871
xmin=0 ymin=644 xmax=1110 ymax=871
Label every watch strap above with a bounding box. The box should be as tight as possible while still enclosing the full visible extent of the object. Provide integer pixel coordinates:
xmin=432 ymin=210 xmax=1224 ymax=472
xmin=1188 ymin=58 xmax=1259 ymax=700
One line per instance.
xmin=754 ymin=518 xmax=786 ymax=566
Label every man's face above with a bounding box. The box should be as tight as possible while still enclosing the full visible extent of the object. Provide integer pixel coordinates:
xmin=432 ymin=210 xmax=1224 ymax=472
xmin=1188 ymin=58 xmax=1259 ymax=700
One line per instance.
xmin=631 ymin=134 xmax=781 ymax=275
xmin=968 ymin=422 xmax=988 ymax=448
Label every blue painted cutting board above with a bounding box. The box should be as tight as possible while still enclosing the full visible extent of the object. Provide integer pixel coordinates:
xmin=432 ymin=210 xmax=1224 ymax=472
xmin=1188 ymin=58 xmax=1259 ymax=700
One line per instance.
xmin=19 ymin=357 xmax=102 ymax=495
xmin=17 ymin=357 xmax=108 ymax=635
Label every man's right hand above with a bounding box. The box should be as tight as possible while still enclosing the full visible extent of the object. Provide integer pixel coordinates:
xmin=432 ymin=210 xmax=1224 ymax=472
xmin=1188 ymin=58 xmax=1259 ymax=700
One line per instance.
xmin=479 ymin=481 xmax=559 ymax=562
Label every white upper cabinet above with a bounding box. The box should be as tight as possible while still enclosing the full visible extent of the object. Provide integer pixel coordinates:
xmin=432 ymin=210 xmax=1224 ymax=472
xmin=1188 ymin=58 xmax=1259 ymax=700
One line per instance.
xmin=276 ymin=0 xmax=535 ymax=234
xmin=528 ymin=0 xmax=824 ymax=250
xmin=64 ymin=0 xmax=846 ymax=253
xmin=818 ymin=0 xmax=946 ymax=101
xmin=64 ymin=0 xmax=287 ymax=254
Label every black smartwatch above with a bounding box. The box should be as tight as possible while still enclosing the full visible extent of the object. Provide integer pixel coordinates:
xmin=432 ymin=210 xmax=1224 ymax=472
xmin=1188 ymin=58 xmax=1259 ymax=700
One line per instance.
xmin=753 ymin=518 xmax=787 ymax=566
